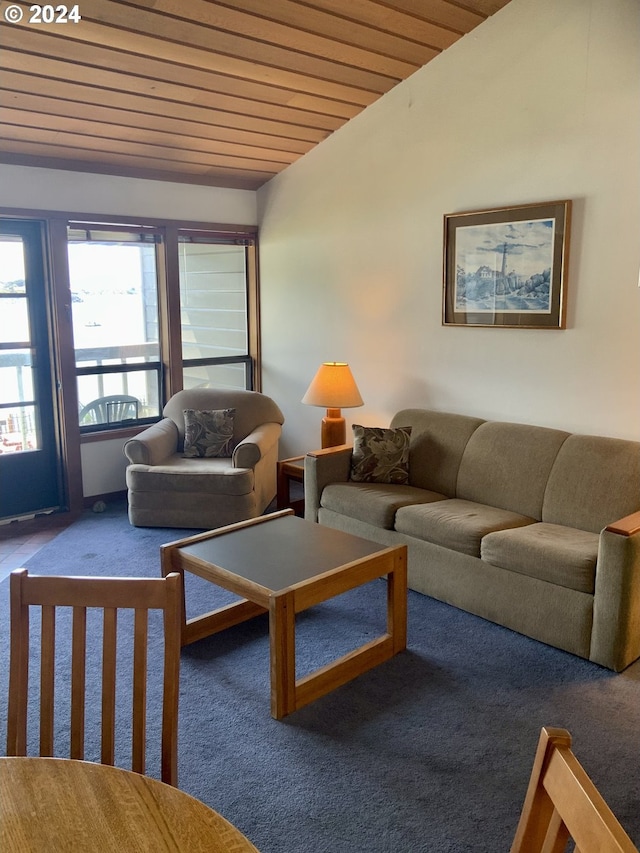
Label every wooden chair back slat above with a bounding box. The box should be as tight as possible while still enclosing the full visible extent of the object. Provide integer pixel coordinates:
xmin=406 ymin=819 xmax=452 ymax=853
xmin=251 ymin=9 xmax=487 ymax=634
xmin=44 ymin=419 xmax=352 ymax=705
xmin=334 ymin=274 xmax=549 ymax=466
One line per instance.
xmin=7 ymin=571 xmax=29 ymax=756
xmin=101 ymin=607 xmax=117 ymax=767
xmin=511 ymin=727 xmax=638 ymax=853
xmin=6 ymin=569 xmax=182 ymax=786
xmin=132 ymin=608 xmax=148 ymax=776
xmin=161 ymin=592 xmax=181 ymax=785
xmin=70 ymin=606 xmax=87 ymax=760
xmin=20 ymin=574 xmax=174 ymax=609
xmin=39 ymin=605 xmax=56 ymax=756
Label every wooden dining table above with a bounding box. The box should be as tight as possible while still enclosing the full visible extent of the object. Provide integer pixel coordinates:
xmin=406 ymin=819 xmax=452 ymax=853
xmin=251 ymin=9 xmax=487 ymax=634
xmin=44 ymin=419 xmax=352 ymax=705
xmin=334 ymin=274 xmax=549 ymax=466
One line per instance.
xmin=0 ymin=757 xmax=260 ymax=852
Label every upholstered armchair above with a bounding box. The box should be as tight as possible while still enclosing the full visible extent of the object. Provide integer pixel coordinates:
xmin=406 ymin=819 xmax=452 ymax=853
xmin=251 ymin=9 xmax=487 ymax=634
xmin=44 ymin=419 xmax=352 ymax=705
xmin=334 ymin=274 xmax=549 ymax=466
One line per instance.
xmin=124 ymin=388 xmax=284 ymax=529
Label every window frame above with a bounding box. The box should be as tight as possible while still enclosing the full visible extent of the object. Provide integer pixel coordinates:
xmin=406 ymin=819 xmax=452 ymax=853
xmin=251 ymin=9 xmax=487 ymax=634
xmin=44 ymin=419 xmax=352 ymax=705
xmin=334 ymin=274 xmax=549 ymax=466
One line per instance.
xmin=67 ymin=218 xmax=260 ymax=435
xmin=68 ymin=223 xmax=164 ymax=434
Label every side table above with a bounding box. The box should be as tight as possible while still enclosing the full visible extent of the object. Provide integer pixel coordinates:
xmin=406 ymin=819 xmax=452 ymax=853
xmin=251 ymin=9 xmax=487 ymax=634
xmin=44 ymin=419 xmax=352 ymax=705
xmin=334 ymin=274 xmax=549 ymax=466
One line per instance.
xmin=276 ymin=455 xmax=305 ymax=515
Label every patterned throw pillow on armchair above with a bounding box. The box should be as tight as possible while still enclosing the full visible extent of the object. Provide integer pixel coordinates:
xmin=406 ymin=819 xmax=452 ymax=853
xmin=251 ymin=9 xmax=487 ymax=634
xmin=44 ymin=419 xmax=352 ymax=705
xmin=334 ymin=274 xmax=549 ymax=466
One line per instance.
xmin=182 ymin=408 xmax=235 ymax=458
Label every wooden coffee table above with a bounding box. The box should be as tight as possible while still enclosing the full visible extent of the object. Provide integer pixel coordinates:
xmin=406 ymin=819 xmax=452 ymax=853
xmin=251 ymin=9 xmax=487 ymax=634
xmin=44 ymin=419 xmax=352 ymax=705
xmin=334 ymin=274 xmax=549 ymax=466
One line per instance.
xmin=161 ymin=509 xmax=407 ymax=719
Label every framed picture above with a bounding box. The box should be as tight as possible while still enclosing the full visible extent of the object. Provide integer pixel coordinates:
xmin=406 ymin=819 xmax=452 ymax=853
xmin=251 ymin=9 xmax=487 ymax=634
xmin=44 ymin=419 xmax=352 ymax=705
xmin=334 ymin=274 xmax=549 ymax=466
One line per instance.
xmin=443 ymin=200 xmax=571 ymax=328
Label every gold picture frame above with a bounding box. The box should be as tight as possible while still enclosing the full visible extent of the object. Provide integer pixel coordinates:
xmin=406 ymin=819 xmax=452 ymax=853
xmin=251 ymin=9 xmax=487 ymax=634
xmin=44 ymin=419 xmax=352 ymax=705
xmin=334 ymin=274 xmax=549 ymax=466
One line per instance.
xmin=443 ymin=200 xmax=571 ymax=328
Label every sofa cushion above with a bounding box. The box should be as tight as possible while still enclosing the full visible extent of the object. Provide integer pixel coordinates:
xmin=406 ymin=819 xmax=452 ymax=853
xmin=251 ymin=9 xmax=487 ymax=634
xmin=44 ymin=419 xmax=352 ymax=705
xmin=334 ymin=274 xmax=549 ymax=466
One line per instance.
xmin=456 ymin=421 xmax=569 ymax=520
xmin=126 ymin=456 xmax=254 ymax=496
xmin=183 ymin=408 xmax=235 ymax=458
xmin=481 ymin=522 xmax=598 ymax=594
xmin=321 ymin=482 xmax=445 ymax=530
xmin=390 ymin=409 xmax=484 ymax=495
xmin=542 ymin=434 xmax=640 ymax=533
xmin=350 ymin=424 xmax=411 ymax=484
xmin=395 ymin=499 xmax=535 ymax=557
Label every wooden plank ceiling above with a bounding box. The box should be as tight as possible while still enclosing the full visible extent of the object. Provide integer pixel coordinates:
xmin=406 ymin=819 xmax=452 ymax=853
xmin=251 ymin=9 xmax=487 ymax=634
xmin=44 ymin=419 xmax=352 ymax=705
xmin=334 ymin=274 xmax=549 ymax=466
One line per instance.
xmin=0 ymin=0 xmax=513 ymax=190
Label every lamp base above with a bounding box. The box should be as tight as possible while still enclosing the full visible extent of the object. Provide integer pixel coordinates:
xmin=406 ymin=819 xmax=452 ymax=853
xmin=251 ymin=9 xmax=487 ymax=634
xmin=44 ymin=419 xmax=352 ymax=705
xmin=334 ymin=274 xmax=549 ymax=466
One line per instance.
xmin=321 ymin=408 xmax=346 ymax=448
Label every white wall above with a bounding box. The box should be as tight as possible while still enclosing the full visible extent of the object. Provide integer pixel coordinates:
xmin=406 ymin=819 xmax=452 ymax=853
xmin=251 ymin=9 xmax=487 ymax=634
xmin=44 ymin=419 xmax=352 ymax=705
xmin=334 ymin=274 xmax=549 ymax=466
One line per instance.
xmin=80 ymin=440 xmax=129 ymax=500
xmin=258 ymin=0 xmax=640 ymax=456
xmin=1 ymin=165 xmax=257 ymax=497
xmin=0 ymin=164 xmax=257 ymax=224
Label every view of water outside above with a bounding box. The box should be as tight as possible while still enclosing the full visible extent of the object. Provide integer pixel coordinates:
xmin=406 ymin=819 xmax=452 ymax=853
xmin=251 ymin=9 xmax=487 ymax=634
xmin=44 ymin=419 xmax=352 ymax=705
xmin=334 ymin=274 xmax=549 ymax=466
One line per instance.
xmin=68 ymin=243 xmax=149 ymax=350
xmin=68 ymin=242 xmax=160 ymax=418
xmin=0 ymin=240 xmax=25 ymax=285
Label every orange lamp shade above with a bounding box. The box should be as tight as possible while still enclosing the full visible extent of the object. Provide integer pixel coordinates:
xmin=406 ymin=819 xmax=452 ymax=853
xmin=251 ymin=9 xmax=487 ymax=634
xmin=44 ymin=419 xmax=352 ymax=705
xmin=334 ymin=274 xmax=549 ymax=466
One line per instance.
xmin=302 ymin=363 xmax=363 ymax=448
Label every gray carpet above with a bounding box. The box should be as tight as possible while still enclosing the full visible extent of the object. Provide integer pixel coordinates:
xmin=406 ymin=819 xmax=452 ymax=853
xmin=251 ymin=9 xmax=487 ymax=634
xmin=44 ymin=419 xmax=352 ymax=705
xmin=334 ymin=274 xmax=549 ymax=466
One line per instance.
xmin=1 ymin=499 xmax=639 ymax=852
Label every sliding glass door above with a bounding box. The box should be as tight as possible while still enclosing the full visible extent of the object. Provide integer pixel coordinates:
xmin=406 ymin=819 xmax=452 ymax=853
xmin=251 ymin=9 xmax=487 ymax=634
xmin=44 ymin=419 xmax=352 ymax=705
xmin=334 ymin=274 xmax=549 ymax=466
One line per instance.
xmin=0 ymin=219 xmax=63 ymax=519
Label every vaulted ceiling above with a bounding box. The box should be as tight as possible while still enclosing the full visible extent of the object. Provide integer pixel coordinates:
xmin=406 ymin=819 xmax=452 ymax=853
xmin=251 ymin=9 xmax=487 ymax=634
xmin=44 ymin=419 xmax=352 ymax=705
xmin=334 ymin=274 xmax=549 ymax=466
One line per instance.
xmin=0 ymin=0 xmax=513 ymax=190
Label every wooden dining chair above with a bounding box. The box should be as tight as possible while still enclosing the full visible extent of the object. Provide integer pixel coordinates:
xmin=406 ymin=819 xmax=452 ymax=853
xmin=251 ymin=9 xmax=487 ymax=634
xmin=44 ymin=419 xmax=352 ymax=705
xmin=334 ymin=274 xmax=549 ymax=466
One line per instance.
xmin=511 ymin=726 xmax=638 ymax=852
xmin=6 ymin=568 xmax=182 ymax=786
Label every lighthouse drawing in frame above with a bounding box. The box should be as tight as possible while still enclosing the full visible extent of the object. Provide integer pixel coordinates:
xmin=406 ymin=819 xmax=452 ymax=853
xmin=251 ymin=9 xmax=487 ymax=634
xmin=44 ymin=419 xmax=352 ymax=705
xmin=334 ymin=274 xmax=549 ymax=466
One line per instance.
xmin=442 ymin=200 xmax=571 ymax=329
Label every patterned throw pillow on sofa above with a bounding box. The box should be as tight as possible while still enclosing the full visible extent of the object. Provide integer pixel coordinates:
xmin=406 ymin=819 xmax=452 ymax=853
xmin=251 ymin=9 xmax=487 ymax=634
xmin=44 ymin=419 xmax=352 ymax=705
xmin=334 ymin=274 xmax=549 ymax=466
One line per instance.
xmin=183 ymin=408 xmax=235 ymax=458
xmin=350 ymin=424 xmax=412 ymax=484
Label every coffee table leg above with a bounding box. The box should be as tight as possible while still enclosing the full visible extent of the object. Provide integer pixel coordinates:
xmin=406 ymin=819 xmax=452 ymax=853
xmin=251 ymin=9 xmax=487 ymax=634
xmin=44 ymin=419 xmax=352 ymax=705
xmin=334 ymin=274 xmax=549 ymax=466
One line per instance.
xmin=388 ymin=549 xmax=408 ymax=653
xmin=269 ymin=591 xmax=296 ymax=720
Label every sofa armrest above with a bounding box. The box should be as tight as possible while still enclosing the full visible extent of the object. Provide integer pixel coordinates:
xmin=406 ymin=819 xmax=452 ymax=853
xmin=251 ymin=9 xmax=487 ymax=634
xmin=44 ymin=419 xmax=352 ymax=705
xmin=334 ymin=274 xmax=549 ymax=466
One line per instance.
xmin=304 ymin=444 xmax=353 ymax=522
xmin=590 ymin=525 xmax=640 ymax=671
xmin=123 ymin=419 xmax=179 ymax=465
xmin=232 ymin=422 xmax=282 ymax=469
xmin=605 ymin=511 xmax=640 ymax=536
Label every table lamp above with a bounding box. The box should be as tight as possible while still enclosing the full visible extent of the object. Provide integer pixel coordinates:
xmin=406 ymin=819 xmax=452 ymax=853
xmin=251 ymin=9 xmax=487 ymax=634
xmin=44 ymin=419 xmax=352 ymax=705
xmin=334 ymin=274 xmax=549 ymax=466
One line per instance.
xmin=302 ymin=362 xmax=363 ymax=448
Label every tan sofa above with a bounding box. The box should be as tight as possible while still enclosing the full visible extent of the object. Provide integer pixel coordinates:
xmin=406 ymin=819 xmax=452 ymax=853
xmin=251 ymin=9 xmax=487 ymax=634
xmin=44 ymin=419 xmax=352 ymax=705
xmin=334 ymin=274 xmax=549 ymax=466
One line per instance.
xmin=305 ymin=409 xmax=640 ymax=671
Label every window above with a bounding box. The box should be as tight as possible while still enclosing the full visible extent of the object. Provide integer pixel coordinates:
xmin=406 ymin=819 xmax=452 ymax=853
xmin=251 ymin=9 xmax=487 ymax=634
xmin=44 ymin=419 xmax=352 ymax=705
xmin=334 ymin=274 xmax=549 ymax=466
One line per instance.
xmin=68 ymin=227 xmax=162 ymax=430
xmin=66 ymin=222 xmax=258 ymax=432
xmin=179 ymin=235 xmax=253 ymax=391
